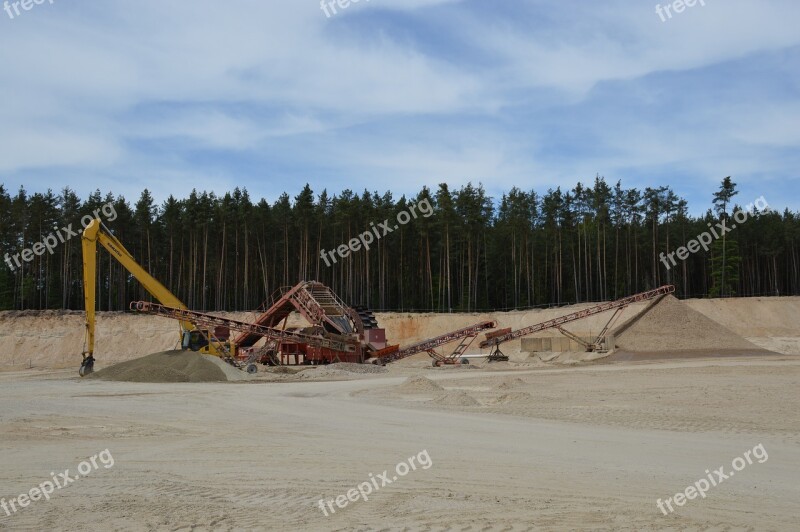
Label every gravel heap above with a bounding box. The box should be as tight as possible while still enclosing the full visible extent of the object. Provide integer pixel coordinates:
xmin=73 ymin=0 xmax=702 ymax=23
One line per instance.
xmin=497 ymin=377 xmax=526 ymax=390
xmin=394 ymin=375 xmax=444 ymax=394
xmin=203 ymin=355 xmax=254 ymax=381
xmin=615 ymin=295 xmax=763 ymax=353
xmin=431 ymin=390 xmax=480 ymax=406
xmin=87 ymin=350 xmax=245 ymax=383
xmin=493 ymin=392 xmax=532 ymax=404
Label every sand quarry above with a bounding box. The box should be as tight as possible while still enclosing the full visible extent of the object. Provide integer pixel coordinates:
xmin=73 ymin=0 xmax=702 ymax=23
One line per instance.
xmin=1 ymin=295 xmax=799 ymax=530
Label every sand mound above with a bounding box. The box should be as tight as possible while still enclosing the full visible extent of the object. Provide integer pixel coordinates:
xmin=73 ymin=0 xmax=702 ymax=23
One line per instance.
xmin=432 ymin=390 xmax=480 ymax=406
xmin=494 ymin=392 xmax=532 ymax=404
xmin=497 ymin=377 xmax=526 ymax=389
xmin=201 ymin=355 xmax=254 ymax=381
xmin=395 ymin=376 xmax=444 ymax=394
xmin=614 ymin=295 xmax=766 ymax=353
xmin=88 ymin=350 xmax=237 ymax=383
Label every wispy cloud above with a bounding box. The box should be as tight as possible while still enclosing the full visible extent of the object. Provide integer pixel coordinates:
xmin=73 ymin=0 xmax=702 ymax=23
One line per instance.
xmin=0 ymin=0 xmax=797 ymax=212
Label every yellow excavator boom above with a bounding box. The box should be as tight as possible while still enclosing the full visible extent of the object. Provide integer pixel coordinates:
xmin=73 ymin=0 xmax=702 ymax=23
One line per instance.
xmin=80 ymin=218 xmax=226 ymax=376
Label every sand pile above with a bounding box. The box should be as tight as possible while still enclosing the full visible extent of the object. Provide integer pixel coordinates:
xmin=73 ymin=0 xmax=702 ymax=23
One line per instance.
xmin=497 ymin=377 xmax=526 ymax=389
xmin=87 ymin=350 xmax=246 ymax=383
xmin=493 ymin=392 xmax=532 ymax=404
xmin=395 ymin=376 xmax=444 ymax=394
xmin=431 ymin=390 xmax=480 ymax=406
xmin=204 ymin=356 xmax=254 ymax=381
xmin=614 ymin=295 xmax=766 ymax=354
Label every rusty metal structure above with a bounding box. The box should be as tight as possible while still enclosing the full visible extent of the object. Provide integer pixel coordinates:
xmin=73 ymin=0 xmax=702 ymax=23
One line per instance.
xmin=231 ymin=281 xmax=388 ymax=365
xmin=130 ymin=279 xmax=503 ymax=368
xmin=131 ymin=281 xmax=396 ymax=366
xmin=129 ymin=280 xmax=677 ymax=369
xmin=128 ymin=282 xmax=678 ymax=370
xmin=377 ymin=320 xmax=496 ymax=366
xmin=130 ymin=300 xmax=362 ymax=367
xmin=235 ymin=282 xmax=362 ymax=346
xmin=479 ymin=285 xmax=676 ymax=358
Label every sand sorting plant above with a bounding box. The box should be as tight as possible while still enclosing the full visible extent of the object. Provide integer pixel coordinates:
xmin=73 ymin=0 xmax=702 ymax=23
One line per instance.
xmin=79 ymin=217 xmax=719 ymax=377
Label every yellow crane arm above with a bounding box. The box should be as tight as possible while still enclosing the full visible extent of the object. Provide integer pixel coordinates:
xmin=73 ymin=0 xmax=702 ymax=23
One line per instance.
xmin=82 ymin=218 xmax=192 ymax=358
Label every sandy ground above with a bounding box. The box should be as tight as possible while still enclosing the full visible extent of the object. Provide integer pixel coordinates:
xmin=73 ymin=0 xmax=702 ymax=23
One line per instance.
xmin=1 ymin=354 xmax=799 ymax=531
xmin=1 ymin=296 xmax=799 ymax=530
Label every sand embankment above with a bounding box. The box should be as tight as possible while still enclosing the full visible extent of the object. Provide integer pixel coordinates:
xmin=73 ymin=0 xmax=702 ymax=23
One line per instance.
xmin=0 ymin=310 xmax=257 ymax=371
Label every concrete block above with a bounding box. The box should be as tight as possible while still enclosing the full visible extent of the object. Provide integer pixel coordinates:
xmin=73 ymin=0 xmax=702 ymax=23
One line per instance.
xmin=604 ymin=334 xmax=616 ymax=351
xmin=520 ymin=338 xmax=542 ymax=353
xmin=555 ymin=337 xmax=571 ymax=352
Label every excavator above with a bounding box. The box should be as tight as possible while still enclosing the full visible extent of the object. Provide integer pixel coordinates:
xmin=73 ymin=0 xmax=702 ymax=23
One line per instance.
xmin=79 ymin=219 xmax=231 ymax=376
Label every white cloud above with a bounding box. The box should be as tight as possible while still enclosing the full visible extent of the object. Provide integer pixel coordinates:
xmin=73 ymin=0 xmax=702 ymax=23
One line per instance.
xmin=0 ymin=0 xmax=797 ymax=213
xmin=0 ymin=129 xmax=121 ymax=172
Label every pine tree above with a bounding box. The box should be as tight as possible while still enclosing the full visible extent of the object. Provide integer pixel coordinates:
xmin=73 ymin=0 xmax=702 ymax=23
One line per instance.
xmin=712 ymin=177 xmax=738 ymax=297
xmin=709 ymin=236 xmax=741 ymax=296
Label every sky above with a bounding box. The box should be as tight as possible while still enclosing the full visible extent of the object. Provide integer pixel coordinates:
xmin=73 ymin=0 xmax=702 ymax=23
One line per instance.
xmin=0 ymin=0 xmax=798 ymax=215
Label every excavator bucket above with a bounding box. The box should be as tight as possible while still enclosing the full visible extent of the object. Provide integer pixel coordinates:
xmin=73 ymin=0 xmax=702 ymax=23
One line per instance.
xmin=79 ymin=354 xmax=95 ymax=377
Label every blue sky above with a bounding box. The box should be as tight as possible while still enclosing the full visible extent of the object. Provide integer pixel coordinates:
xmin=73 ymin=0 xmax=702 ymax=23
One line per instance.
xmin=0 ymin=0 xmax=798 ymax=214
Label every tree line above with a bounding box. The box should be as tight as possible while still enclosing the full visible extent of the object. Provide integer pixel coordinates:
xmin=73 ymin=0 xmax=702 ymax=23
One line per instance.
xmin=0 ymin=176 xmax=797 ymax=313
